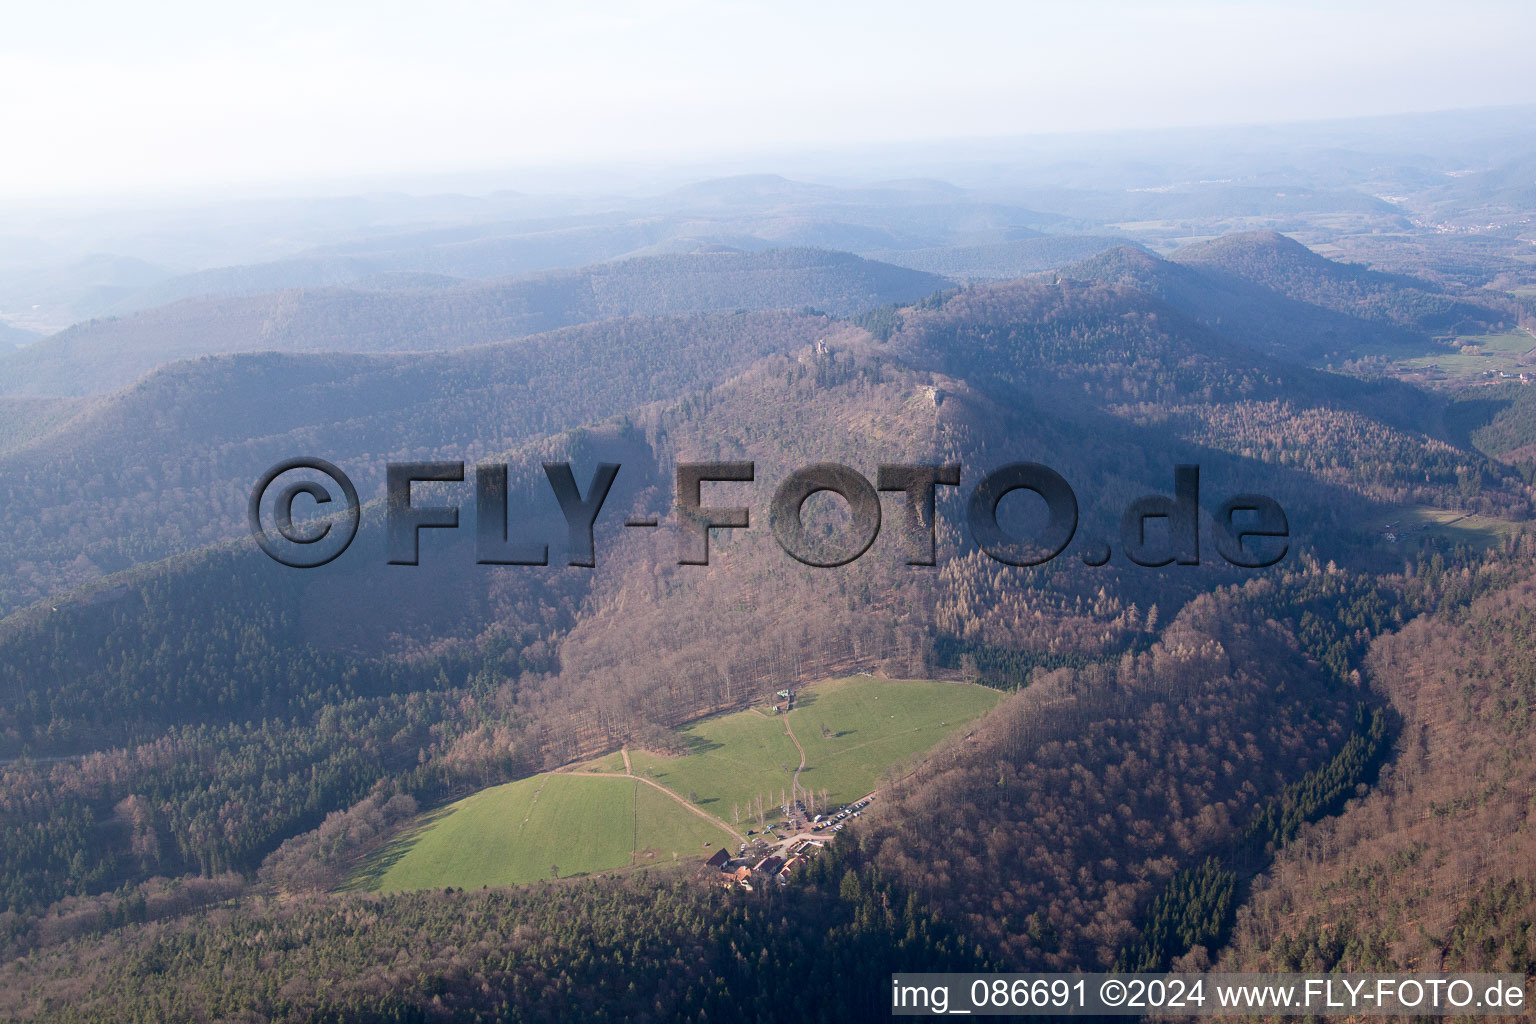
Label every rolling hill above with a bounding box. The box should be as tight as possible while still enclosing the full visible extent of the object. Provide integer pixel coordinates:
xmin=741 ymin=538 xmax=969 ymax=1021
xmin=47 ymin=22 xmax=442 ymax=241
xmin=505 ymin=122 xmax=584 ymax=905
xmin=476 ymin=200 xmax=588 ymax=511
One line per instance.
xmin=1170 ymin=230 xmax=1516 ymax=335
xmin=97 ymin=175 xmax=1056 ymax=316
xmin=1 ymin=256 xmax=1522 ymax=630
xmin=0 ymin=309 xmax=833 ymax=613
xmin=1054 ymin=231 xmax=1521 ymax=363
xmin=0 ymin=249 xmax=948 ymax=398
xmin=0 ymin=266 xmax=1518 ymax=765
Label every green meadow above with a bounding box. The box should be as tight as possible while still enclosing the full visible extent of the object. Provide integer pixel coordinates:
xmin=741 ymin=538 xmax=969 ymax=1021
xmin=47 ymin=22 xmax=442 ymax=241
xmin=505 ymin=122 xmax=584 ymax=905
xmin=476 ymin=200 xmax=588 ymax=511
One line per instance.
xmin=365 ymin=772 xmax=732 ymax=892
xmin=631 ymin=675 xmax=1000 ymax=820
xmin=568 ymin=750 xmax=627 ymax=774
xmin=787 ymin=676 xmax=1002 ymax=807
xmin=1393 ymin=330 xmax=1535 ymax=378
xmin=1370 ymin=505 xmax=1523 ymax=550
xmin=628 ymin=709 xmax=801 ymax=822
xmin=363 ymin=675 xmax=1002 ymax=890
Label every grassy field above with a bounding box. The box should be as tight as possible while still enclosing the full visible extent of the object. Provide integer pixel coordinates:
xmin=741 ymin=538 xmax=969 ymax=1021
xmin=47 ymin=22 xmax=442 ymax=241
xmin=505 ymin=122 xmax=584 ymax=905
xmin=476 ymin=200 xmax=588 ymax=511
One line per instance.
xmin=365 ymin=773 xmax=732 ymax=891
xmin=628 ymin=709 xmax=801 ymax=822
xmin=788 ymin=676 xmax=1002 ymax=807
xmin=632 ymin=675 xmax=1002 ymax=821
xmin=1368 ymin=505 xmax=1523 ymax=549
xmin=568 ymin=750 xmax=627 ymax=773
xmin=363 ymin=675 xmax=1003 ymax=891
xmin=1391 ymin=330 xmax=1535 ymax=379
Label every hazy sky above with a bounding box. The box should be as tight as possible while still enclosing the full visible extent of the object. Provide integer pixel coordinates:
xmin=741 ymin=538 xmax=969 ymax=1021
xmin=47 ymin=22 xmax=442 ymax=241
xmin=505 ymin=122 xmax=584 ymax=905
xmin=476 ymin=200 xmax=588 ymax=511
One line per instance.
xmin=4 ymin=0 xmax=1535 ymax=198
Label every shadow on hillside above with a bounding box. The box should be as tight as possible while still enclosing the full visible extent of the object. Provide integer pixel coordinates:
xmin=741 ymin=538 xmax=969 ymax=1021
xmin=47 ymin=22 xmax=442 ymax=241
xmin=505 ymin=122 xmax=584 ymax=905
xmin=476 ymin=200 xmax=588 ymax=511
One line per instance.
xmin=678 ymin=733 xmax=724 ymax=756
xmin=344 ymin=804 xmax=457 ymax=892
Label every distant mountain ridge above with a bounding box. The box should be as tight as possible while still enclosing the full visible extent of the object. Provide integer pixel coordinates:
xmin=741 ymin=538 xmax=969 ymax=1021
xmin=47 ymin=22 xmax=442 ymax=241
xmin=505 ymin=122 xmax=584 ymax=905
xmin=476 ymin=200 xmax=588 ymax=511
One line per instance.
xmin=96 ymin=176 xmax=1060 ymax=316
xmin=2 ymin=243 xmax=1514 ymax=614
xmin=865 ymin=235 xmax=1131 ymax=280
xmin=0 ymin=249 xmax=948 ymax=398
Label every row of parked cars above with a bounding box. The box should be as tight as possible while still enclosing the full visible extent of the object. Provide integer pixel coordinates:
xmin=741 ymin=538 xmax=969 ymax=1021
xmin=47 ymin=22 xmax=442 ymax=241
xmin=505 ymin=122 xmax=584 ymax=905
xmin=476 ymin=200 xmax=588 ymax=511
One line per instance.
xmin=810 ymin=796 xmax=873 ymax=831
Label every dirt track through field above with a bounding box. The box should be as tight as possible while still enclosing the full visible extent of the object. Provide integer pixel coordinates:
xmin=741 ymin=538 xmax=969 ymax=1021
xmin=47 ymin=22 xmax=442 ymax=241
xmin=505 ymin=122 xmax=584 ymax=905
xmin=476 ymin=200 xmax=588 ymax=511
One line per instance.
xmin=581 ymin=770 xmax=746 ymax=844
xmin=782 ymin=718 xmax=807 ymax=804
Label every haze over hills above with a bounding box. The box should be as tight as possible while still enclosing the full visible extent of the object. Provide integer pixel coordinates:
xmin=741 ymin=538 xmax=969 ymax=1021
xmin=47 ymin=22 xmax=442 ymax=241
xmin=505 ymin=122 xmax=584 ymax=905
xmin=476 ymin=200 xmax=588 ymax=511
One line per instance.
xmin=0 ymin=255 xmax=174 ymax=334
xmin=992 ymin=183 xmax=1409 ymax=229
xmin=0 ymin=323 xmax=40 ymax=349
xmin=10 ymin=107 xmax=1533 ymax=335
xmin=79 ymin=176 xmax=1060 ymax=319
xmin=0 ymin=249 xmax=947 ymax=398
xmin=865 ymin=234 xmax=1131 ymax=280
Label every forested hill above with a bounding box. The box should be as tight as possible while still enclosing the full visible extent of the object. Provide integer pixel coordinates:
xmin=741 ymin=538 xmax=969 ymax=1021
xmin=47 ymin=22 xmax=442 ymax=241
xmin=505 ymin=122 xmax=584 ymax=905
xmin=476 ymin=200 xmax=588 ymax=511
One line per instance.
xmin=1055 ymin=232 xmax=1521 ymax=362
xmin=1221 ymin=564 xmax=1536 ymax=977
xmin=0 ymin=304 xmax=1409 ymax=910
xmin=878 ymin=281 xmax=1536 ymax=553
xmin=0 ymin=248 xmax=947 ymax=398
xmin=1172 ymin=231 xmax=1524 ymax=334
xmin=0 ymin=310 xmax=831 ymax=614
xmin=1172 ymin=231 xmax=1435 ymax=310
xmin=4 ymin=270 xmax=1526 ymax=620
xmin=877 ymin=276 xmax=1437 ymax=436
xmin=0 ymin=278 xmax=1524 ymax=763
